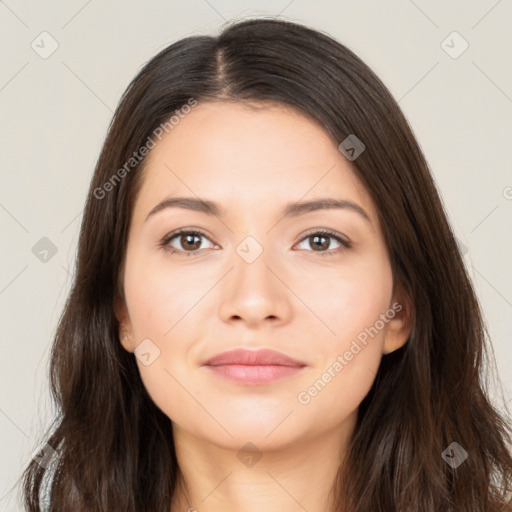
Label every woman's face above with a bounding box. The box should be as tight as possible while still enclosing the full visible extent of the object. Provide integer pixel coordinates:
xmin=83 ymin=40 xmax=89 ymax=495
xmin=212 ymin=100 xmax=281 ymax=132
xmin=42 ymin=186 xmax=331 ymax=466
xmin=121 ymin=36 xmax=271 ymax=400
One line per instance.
xmin=117 ymin=101 xmax=410 ymax=451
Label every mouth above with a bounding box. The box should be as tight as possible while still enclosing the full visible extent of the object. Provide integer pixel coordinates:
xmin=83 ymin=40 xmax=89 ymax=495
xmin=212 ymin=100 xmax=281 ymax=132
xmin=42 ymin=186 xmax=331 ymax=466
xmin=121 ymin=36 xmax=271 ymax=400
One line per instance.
xmin=202 ymin=348 xmax=307 ymax=385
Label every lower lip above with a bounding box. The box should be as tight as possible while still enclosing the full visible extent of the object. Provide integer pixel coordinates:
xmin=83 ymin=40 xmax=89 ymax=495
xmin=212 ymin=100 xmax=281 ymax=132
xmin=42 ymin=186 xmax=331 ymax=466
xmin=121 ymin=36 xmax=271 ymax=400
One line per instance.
xmin=204 ymin=364 xmax=305 ymax=385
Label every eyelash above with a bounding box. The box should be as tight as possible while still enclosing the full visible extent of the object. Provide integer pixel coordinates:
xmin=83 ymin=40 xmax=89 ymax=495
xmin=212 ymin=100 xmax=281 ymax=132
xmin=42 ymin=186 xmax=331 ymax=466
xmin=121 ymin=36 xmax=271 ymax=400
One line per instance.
xmin=159 ymin=228 xmax=352 ymax=257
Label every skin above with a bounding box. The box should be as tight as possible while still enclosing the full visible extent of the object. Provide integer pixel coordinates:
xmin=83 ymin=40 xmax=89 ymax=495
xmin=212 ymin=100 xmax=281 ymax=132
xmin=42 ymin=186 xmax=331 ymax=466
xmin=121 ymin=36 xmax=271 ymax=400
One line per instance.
xmin=116 ymin=101 xmax=412 ymax=512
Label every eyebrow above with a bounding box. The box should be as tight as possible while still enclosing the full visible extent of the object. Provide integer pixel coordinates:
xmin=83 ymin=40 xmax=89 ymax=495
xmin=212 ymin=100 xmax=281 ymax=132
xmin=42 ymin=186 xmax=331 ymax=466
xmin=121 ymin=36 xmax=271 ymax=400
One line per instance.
xmin=145 ymin=196 xmax=372 ymax=224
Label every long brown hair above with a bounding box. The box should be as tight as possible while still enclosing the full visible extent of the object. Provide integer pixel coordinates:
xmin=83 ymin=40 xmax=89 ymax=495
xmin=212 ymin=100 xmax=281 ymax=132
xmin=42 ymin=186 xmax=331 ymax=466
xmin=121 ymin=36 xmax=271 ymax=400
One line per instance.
xmin=21 ymin=17 xmax=512 ymax=511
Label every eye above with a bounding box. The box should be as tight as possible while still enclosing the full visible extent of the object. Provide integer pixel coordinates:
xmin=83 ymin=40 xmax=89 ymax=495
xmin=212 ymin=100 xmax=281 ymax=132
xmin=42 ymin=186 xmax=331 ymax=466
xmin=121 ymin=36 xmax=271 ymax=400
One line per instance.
xmin=295 ymin=229 xmax=352 ymax=256
xmin=160 ymin=229 xmax=216 ymax=255
xmin=160 ymin=228 xmax=352 ymax=257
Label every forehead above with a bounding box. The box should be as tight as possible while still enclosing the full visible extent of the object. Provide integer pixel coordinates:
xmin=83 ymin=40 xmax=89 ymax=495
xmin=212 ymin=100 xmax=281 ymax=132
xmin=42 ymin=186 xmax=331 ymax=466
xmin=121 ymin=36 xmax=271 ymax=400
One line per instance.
xmin=133 ymin=101 xmax=378 ymax=226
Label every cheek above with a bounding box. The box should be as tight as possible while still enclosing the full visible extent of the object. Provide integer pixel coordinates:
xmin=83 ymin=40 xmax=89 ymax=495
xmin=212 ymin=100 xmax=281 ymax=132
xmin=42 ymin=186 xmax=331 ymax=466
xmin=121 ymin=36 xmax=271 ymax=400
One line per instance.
xmin=298 ymin=257 xmax=393 ymax=347
xmin=123 ymin=261 xmax=199 ymax=422
xmin=124 ymin=255 xmax=200 ymax=340
xmin=293 ymin=259 xmax=393 ymax=421
xmin=122 ymin=256 xmax=208 ymax=407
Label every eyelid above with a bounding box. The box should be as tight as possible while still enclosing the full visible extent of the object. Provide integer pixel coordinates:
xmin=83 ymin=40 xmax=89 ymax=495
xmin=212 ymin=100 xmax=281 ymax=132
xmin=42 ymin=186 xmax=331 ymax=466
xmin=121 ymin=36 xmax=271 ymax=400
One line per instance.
xmin=298 ymin=227 xmax=351 ymax=244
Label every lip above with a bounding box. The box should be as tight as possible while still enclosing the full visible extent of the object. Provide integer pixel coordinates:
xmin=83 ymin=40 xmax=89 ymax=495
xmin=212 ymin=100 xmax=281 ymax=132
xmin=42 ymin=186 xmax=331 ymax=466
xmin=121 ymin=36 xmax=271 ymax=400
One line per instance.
xmin=202 ymin=348 xmax=307 ymax=385
xmin=203 ymin=348 xmax=306 ymax=367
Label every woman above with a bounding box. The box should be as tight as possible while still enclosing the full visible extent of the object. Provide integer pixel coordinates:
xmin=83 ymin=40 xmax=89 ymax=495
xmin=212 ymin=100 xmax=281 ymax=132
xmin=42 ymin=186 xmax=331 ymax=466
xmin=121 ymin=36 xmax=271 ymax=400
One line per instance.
xmin=22 ymin=17 xmax=512 ymax=512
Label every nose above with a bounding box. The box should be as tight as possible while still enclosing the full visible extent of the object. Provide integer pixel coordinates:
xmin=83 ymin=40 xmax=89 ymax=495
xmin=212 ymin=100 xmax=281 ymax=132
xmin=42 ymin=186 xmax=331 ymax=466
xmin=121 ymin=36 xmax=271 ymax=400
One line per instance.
xmin=217 ymin=244 xmax=294 ymax=329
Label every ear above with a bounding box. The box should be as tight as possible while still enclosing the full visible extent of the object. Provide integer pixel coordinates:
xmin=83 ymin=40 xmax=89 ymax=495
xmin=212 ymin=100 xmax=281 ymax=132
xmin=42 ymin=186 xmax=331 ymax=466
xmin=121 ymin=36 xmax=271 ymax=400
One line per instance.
xmin=114 ymin=297 xmax=135 ymax=353
xmin=382 ymin=288 xmax=413 ymax=355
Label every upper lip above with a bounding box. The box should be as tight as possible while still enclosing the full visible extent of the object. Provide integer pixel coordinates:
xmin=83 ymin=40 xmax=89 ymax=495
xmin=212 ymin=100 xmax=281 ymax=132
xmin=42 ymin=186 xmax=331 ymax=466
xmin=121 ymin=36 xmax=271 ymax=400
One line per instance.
xmin=203 ymin=348 xmax=306 ymax=367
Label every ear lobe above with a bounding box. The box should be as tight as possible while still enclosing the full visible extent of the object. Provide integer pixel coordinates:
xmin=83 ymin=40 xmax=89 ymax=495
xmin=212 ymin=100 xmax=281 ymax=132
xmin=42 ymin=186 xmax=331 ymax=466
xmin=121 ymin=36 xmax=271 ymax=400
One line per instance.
xmin=119 ymin=330 xmax=134 ymax=353
xmin=118 ymin=325 xmax=135 ymax=353
xmin=382 ymin=292 xmax=413 ymax=355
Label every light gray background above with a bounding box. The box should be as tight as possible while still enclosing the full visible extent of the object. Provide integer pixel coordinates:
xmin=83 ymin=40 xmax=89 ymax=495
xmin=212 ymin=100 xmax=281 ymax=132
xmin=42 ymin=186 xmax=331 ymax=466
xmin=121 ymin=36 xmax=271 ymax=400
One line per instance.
xmin=1 ymin=1 xmax=511 ymax=510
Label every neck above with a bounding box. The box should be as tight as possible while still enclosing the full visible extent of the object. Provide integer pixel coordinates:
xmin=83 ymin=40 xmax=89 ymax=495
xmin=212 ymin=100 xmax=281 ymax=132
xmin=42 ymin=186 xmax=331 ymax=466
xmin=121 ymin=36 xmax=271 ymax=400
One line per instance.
xmin=169 ymin=411 xmax=356 ymax=512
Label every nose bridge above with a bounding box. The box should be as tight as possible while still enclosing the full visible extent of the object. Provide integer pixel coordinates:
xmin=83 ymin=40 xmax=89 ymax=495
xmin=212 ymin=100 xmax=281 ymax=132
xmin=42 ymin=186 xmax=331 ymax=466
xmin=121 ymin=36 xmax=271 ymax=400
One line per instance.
xmin=217 ymin=232 xmax=293 ymax=325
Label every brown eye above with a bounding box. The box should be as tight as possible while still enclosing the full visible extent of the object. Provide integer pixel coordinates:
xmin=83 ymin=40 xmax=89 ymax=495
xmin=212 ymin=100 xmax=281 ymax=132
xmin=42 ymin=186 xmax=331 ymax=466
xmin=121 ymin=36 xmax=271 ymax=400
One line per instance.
xmin=296 ymin=230 xmax=352 ymax=256
xmin=308 ymin=234 xmax=331 ymax=251
xmin=178 ymin=233 xmax=202 ymax=251
xmin=162 ymin=230 xmax=215 ymax=255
